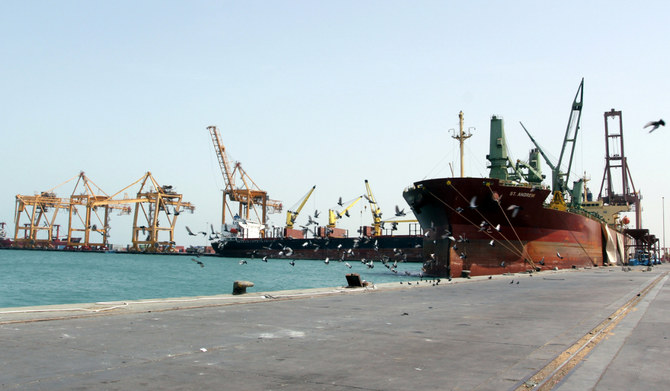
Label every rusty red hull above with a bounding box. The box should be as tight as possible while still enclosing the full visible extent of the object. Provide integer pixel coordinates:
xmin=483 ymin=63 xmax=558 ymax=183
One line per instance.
xmin=403 ymin=177 xmax=605 ymax=277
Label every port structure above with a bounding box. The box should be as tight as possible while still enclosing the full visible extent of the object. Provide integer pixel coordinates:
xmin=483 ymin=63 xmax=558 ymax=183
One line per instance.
xmin=13 ymin=171 xmax=194 ymax=252
xmin=596 ymin=109 xmax=641 ymax=228
xmin=521 ymin=78 xmax=585 ymax=210
xmin=208 ymin=126 xmax=282 ymax=234
xmin=13 ymin=172 xmax=127 ymax=249
xmin=322 ymin=196 xmax=362 ymax=238
xmin=105 ymin=172 xmax=195 ymax=252
xmin=284 ymin=185 xmax=316 ymax=239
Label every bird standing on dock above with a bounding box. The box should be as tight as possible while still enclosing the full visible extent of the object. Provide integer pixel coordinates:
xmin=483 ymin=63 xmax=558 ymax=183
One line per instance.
xmin=644 ymin=119 xmax=665 ymax=133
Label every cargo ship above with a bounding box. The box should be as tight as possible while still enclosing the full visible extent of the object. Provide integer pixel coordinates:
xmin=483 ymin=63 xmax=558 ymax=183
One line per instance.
xmin=0 ymin=222 xmax=11 ymax=248
xmin=402 ymin=80 xmax=628 ymax=277
xmin=211 ymin=216 xmax=424 ymax=262
xmin=211 ymin=181 xmax=424 ymax=262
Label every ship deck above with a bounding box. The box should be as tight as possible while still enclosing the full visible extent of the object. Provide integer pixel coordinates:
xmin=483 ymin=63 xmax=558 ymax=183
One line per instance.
xmin=1 ymin=264 xmax=669 ymax=390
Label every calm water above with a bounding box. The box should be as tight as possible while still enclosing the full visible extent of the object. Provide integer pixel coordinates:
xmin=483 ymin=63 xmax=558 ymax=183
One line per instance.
xmin=0 ymin=250 xmax=424 ymax=308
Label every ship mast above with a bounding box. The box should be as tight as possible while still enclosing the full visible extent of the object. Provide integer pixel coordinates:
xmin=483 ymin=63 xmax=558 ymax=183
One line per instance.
xmin=452 ymin=111 xmax=472 ymax=177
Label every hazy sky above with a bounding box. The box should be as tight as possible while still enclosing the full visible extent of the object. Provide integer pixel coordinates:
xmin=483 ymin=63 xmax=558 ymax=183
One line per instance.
xmin=1 ymin=1 xmax=668 ymax=248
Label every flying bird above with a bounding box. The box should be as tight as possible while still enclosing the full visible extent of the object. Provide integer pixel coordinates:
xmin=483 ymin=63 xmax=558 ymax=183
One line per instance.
xmin=507 ymin=204 xmax=521 ymax=218
xmin=191 ymin=258 xmax=205 ymax=267
xmin=324 ymin=257 xmax=330 ymax=265
xmin=644 ymin=119 xmax=665 ymax=133
xmin=262 ymin=256 xmax=268 ymax=262
xmin=469 ymin=196 xmax=478 ymax=209
xmin=345 ymin=262 xmax=352 ymax=268
xmin=557 ymin=251 xmax=564 ymax=259
xmin=337 ymin=197 xmax=344 ymax=206
xmin=395 ymin=205 xmax=406 ymax=216
xmin=314 ymin=210 xmax=320 ymax=218
xmin=186 ymin=226 xmax=197 ymax=236
xmin=239 ymin=260 xmax=247 ymax=265
xmin=289 ymin=260 xmax=295 ymax=266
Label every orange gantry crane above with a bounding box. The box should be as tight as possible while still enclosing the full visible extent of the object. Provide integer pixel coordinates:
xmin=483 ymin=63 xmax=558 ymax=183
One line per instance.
xmin=208 ymin=126 xmax=282 ymax=234
xmin=13 ymin=172 xmax=127 ymax=249
xmin=13 ymin=171 xmax=194 ymax=252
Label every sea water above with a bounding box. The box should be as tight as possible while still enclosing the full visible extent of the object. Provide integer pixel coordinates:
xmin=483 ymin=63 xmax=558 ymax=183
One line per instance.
xmin=0 ymin=250 xmax=424 ymax=308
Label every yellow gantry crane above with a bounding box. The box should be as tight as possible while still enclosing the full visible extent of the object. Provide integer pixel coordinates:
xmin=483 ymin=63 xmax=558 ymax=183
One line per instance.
xmin=208 ymin=126 xmax=282 ymax=234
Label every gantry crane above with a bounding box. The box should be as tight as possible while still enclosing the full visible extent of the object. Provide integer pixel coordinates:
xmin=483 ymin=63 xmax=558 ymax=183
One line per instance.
xmin=101 ymin=172 xmax=195 ymax=252
xmin=13 ymin=172 xmax=129 ymax=249
xmin=208 ymin=126 xmax=282 ymax=235
xmin=13 ymin=171 xmax=194 ymax=252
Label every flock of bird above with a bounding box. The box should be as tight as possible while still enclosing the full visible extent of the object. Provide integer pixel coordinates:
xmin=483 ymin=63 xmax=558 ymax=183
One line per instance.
xmin=185 ymin=196 xmax=414 ymax=272
xmin=229 ymin=235 xmax=412 ymax=274
xmin=186 ymin=224 xmax=222 ymax=241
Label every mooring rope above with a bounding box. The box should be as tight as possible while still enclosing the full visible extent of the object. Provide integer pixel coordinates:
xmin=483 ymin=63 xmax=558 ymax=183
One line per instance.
xmin=425 ymin=188 xmax=526 ymax=260
xmin=443 ymin=182 xmax=528 ymax=260
xmin=484 ymin=185 xmax=537 ymax=269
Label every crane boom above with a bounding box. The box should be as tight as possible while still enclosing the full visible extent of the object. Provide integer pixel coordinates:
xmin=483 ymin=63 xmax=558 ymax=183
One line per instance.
xmin=364 ymin=179 xmax=383 ymax=236
xmin=519 ymin=79 xmax=585 ymax=208
xmin=328 ymin=196 xmax=362 ymax=228
xmin=208 ymin=126 xmax=236 ymax=192
xmin=556 ymin=77 xmax=584 ymax=194
xmin=207 ymin=126 xmax=282 ymax=227
xmin=286 ymin=185 xmax=316 ymax=228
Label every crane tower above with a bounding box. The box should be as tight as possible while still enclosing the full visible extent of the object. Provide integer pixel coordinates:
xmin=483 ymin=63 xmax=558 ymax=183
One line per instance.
xmin=208 ymin=126 xmax=282 ymax=231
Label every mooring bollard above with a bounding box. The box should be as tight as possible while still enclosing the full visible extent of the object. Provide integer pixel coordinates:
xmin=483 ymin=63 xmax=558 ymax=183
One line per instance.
xmin=233 ymin=280 xmax=254 ymax=295
xmin=345 ymin=273 xmax=370 ymax=287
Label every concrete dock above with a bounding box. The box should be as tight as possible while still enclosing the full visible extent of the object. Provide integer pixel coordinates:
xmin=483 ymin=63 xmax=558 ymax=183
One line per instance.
xmin=1 ymin=265 xmax=668 ymax=390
